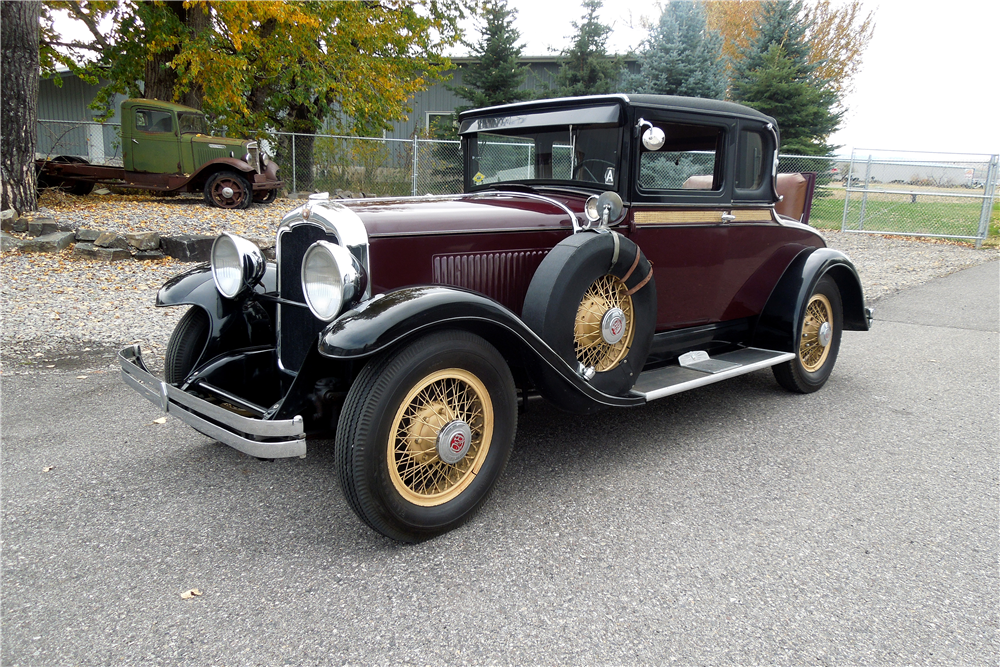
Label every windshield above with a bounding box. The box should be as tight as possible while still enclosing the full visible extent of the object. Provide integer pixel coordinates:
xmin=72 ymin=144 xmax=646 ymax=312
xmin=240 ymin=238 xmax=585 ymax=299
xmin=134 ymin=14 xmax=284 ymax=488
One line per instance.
xmin=178 ymin=112 xmax=209 ymax=135
xmin=466 ymin=120 xmax=622 ymax=190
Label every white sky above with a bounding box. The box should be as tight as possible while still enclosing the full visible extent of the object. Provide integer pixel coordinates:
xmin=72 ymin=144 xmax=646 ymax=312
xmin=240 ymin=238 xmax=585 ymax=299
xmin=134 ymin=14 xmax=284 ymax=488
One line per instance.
xmin=499 ymin=0 xmax=1000 ymax=157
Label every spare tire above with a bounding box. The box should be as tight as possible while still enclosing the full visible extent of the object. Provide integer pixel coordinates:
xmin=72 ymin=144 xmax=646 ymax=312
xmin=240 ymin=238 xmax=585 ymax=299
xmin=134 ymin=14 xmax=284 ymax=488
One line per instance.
xmin=522 ymin=231 xmax=656 ymax=405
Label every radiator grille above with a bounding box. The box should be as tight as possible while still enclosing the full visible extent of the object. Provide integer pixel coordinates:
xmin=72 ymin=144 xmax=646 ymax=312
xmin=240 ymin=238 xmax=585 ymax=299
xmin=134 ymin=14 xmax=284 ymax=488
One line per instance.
xmin=278 ymin=224 xmax=338 ymax=372
xmin=432 ymin=249 xmax=547 ymax=314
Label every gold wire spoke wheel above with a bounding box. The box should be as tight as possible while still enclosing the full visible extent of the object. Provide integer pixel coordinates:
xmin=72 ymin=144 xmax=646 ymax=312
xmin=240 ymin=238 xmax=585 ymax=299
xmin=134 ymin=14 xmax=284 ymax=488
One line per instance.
xmin=800 ymin=293 xmax=833 ymax=372
xmin=387 ymin=369 xmax=494 ymax=507
xmin=574 ymin=275 xmax=635 ymax=372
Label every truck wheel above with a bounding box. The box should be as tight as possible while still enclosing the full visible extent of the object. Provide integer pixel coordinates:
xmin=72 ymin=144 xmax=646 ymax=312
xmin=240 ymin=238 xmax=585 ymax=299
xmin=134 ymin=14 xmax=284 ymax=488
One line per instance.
xmin=68 ymin=180 xmax=94 ymax=196
xmin=164 ymin=307 xmax=210 ymax=384
xmin=335 ymin=330 xmax=517 ymax=542
xmin=773 ymin=275 xmax=843 ymax=393
xmin=253 ymin=188 xmax=278 ymax=204
xmin=204 ymin=171 xmax=252 ymax=209
xmin=522 ymin=231 xmax=656 ymax=401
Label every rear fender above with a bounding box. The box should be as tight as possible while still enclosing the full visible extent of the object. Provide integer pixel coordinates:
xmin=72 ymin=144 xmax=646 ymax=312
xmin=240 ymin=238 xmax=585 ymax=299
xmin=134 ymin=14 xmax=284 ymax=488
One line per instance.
xmin=318 ymin=285 xmax=643 ymax=411
xmin=753 ymin=247 xmax=870 ymax=353
xmin=157 ymin=263 xmax=278 ymax=364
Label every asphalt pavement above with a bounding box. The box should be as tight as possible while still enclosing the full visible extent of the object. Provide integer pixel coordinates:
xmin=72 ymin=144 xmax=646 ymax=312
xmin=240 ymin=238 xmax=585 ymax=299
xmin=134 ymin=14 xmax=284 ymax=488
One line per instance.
xmin=2 ymin=261 xmax=997 ymax=666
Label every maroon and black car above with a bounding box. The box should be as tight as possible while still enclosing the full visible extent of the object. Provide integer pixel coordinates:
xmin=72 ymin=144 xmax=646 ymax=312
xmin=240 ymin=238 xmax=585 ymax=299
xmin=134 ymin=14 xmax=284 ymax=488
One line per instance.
xmin=120 ymin=94 xmax=872 ymax=542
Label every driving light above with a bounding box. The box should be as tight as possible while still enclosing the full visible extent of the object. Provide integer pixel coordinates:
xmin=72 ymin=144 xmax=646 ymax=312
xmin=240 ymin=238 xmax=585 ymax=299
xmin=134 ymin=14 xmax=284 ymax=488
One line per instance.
xmin=211 ymin=233 xmax=265 ymax=299
xmin=301 ymin=241 xmax=366 ymax=321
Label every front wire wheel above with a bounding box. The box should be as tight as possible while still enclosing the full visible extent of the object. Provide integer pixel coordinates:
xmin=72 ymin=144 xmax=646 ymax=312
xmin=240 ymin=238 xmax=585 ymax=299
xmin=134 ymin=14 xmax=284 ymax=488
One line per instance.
xmin=773 ymin=275 xmax=843 ymax=393
xmin=388 ymin=368 xmax=493 ymax=506
xmin=336 ymin=331 xmax=517 ymax=542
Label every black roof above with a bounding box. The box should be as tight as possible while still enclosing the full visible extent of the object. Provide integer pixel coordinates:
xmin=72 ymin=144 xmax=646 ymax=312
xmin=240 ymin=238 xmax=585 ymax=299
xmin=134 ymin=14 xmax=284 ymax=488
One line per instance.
xmin=460 ymin=94 xmax=774 ymax=125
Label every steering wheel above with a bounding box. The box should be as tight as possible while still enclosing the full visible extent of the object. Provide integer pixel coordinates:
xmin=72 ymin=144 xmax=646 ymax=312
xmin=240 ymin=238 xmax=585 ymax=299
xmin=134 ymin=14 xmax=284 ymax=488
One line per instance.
xmin=576 ymin=159 xmax=616 ymax=184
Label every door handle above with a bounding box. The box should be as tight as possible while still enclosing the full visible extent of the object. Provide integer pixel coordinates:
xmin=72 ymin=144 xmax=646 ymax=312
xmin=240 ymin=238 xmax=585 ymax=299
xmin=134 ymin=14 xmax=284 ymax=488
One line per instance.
xmin=132 ymin=139 xmax=139 ymax=144
xmin=721 ymin=213 xmax=736 ymax=223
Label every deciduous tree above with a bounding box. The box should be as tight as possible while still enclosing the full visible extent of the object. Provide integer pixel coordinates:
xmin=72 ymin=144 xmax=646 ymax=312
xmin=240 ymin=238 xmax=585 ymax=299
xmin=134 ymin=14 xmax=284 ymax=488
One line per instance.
xmin=2 ymin=0 xmax=41 ymax=215
xmin=705 ymin=0 xmax=874 ymax=99
xmin=628 ymin=1 xmax=726 ymax=99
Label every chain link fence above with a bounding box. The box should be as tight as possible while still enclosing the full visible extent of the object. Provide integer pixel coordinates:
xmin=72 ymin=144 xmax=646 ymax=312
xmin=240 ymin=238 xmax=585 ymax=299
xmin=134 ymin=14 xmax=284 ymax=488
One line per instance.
xmin=36 ymin=120 xmax=998 ymax=245
xmin=36 ymin=119 xmax=124 ymax=166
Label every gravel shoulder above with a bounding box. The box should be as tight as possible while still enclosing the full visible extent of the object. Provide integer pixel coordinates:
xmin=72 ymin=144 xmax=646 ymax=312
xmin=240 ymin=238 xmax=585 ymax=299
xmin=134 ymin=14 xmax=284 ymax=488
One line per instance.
xmin=2 ymin=194 xmax=997 ymax=376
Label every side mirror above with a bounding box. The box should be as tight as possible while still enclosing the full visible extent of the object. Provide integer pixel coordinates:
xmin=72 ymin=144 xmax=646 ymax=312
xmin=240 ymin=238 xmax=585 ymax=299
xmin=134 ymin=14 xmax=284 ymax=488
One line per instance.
xmin=642 ymin=126 xmax=666 ymax=151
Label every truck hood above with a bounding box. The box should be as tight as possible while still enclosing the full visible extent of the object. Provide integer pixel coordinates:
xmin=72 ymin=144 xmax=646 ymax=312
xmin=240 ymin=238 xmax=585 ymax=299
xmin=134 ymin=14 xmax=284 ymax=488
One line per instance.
xmin=345 ymin=192 xmax=586 ymax=237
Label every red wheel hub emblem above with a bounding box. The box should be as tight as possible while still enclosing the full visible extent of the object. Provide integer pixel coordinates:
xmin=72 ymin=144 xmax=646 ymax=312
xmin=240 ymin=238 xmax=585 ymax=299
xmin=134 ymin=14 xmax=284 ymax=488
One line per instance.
xmin=610 ymin=318 xmax=623 ymax=337
xmin=449 ymin=432 xmax=466 ymax=453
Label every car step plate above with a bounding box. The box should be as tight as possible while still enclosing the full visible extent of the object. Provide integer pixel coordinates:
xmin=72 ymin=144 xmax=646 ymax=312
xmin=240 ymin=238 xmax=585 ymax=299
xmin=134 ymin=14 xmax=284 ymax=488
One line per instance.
xmin=632 ymin=347 xmax=795 ymax=401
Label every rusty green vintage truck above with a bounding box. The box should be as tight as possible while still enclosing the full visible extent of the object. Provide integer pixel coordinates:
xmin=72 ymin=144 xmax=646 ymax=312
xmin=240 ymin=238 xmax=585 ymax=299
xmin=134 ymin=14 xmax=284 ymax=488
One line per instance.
xmin=37 ymin=99 xmax=282 ymax=209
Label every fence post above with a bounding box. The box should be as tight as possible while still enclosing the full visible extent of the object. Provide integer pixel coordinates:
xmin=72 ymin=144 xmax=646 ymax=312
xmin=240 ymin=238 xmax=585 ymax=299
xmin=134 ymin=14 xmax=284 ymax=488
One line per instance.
xmin=975 ymin=154 xmax=999 ymax=248
xmin=841 ymin=150 xmax=856 ymax=232
xmin=291 ymin=134 xmax=297 ymax=194
xmin=411 ymin=135 xmax=419 ymax=196
xmin=858 ymin=154 xmax=873 ymax=231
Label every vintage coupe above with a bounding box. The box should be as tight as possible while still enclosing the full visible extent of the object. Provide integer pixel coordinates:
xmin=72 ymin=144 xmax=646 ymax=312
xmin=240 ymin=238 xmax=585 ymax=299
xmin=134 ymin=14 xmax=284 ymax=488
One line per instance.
xmin=120 ymin=94 xmax=872 ymax=542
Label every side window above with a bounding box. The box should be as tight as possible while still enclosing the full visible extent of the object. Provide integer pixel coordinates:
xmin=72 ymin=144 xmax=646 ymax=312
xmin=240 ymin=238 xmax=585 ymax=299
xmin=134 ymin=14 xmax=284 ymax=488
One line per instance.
xmin=736 ymin=129 xmax=766 ymax=190
xmin=638 ymin=122 xmax=723 ymax=191
xmin=136 ymin=109 xmax=174 ymax=134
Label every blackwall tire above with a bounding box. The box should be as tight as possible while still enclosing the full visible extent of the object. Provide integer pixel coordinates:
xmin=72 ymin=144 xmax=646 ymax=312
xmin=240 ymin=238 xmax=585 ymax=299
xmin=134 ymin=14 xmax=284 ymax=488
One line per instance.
xmin=164 ymin=307 xmax=210 ymax=385
xmin=335 ymin=331 xmax=517 ymax=542
xmin=773 ymin=275 xmax=843 ymax=393
xmin=204 ymin=171 xmax=252 ymax=209
xmin=522 ymin=231 xmax=656 ymax=406
xmin=253 ymin=188 xmax=278 ymax=204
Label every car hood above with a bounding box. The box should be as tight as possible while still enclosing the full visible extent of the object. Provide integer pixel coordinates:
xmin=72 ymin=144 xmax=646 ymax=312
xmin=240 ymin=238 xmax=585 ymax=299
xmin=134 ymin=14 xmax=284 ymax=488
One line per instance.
xmin=346 ymin=192 xmax=586 ymax=237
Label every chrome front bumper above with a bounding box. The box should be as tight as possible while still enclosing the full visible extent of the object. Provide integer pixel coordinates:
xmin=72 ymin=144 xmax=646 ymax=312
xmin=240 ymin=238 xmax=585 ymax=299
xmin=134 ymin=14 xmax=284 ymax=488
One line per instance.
xmin=118 ymin=345 xmax=306 ymax=458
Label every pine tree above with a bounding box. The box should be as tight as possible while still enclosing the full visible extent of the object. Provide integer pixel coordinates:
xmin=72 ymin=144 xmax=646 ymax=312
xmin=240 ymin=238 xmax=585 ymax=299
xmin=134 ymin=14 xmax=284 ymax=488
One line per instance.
xmin=555 ymin=0 xmax=623 ymax=97
xmin=450 ymin=0 xmax=533 ymax=111
xmin=730 ymin=0 xmax=841 ymax=155
xmin=628 ymin=1 xmax=726 ymax=99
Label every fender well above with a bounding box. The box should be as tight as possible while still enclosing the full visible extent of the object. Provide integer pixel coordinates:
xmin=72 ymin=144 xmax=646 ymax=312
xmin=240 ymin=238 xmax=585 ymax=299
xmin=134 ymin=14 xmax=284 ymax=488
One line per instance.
xmin=318 ymin=285 xmax=643 ymax=411
xmin=753 ymin=247 xmax=869 ymax=352
xmin=157 ymin=262 xmax=278 ymax=363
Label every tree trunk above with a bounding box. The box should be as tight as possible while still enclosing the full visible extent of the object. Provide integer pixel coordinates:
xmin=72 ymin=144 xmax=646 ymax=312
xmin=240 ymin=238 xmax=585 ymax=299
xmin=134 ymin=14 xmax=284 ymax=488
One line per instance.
xmin=143 ymin=0 xmax=207 ymax=107
xmin=1 ymin=0 xmax=40 ymax=215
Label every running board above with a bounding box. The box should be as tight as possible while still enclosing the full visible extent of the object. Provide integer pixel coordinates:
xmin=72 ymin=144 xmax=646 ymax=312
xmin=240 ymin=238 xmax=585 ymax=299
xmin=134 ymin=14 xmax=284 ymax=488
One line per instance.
xmin=632 ymin=347 xmax=795 ymax=402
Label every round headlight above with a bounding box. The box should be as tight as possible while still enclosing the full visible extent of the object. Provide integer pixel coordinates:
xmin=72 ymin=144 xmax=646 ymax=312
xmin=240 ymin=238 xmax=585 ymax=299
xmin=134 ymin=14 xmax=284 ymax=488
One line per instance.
xmin=584 ymin=195 xmax=600 ymax=223
xmin=211 ymin=233 xmax=265 ymax=299
xmin=301 ymin=241 xmax=365 ymax=321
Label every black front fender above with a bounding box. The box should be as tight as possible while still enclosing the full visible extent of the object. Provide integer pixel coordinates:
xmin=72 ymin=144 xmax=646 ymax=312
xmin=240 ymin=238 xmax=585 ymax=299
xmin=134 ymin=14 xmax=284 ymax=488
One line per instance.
xmin=318 ymin=286 xmax=643 ymax=410
xmin=157 ymin=262 xmax=277 ymax=363
xmin=753 ymin=247 xmax=870 ymax=353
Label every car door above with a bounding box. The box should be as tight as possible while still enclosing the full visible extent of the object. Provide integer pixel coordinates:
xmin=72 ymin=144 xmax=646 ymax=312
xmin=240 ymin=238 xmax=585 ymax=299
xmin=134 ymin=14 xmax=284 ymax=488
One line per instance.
xmin=130 ymin=107 xmax=182 ymax=174
xmin=626 ymin=110 xmax=736 ymax=330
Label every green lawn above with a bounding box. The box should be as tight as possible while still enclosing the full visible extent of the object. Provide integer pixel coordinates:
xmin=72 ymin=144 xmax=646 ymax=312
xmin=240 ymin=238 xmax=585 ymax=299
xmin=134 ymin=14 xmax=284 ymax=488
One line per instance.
xmin=809 ymin=190 xmax=992 ymax=240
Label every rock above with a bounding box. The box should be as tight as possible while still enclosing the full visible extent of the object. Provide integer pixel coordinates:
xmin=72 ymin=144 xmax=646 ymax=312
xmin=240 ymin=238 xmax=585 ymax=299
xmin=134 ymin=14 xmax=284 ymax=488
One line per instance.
xmin=9 ymin=217 xmax=28 ymax=233
xmin=75 ymin=228 xmax=103 ymax=242
xmin=124 ymin=231 xmax=161 ymax=251
xmin=161 ymin=234 xmax=216 ymax=262
xmin=1 ymin=231 xmax=23 ymax=251
xmin=27 ymin=220 xmax=59 ymax=237
xmin=134 ymin=249 xmax=167 ymax=261
xmin=94 ymin=188 xmax=111 ymax=195
xmin=1 ymin=217 xmax=17 ymax=233
xmin=94 ymin=232 xmax=129 ymax=249
xmin=19 ymin=231 xmax=75 ymax=253
xmin=0 ymin=209 xmax=14 ymax=221
xmin=73 ymin=242 xmax=131 ymax=261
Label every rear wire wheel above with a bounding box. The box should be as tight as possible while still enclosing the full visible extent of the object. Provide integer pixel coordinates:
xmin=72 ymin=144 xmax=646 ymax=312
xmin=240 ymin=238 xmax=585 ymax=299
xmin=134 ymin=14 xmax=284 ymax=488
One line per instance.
xmin=773 ymin=275 xmax=843 ymax=393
